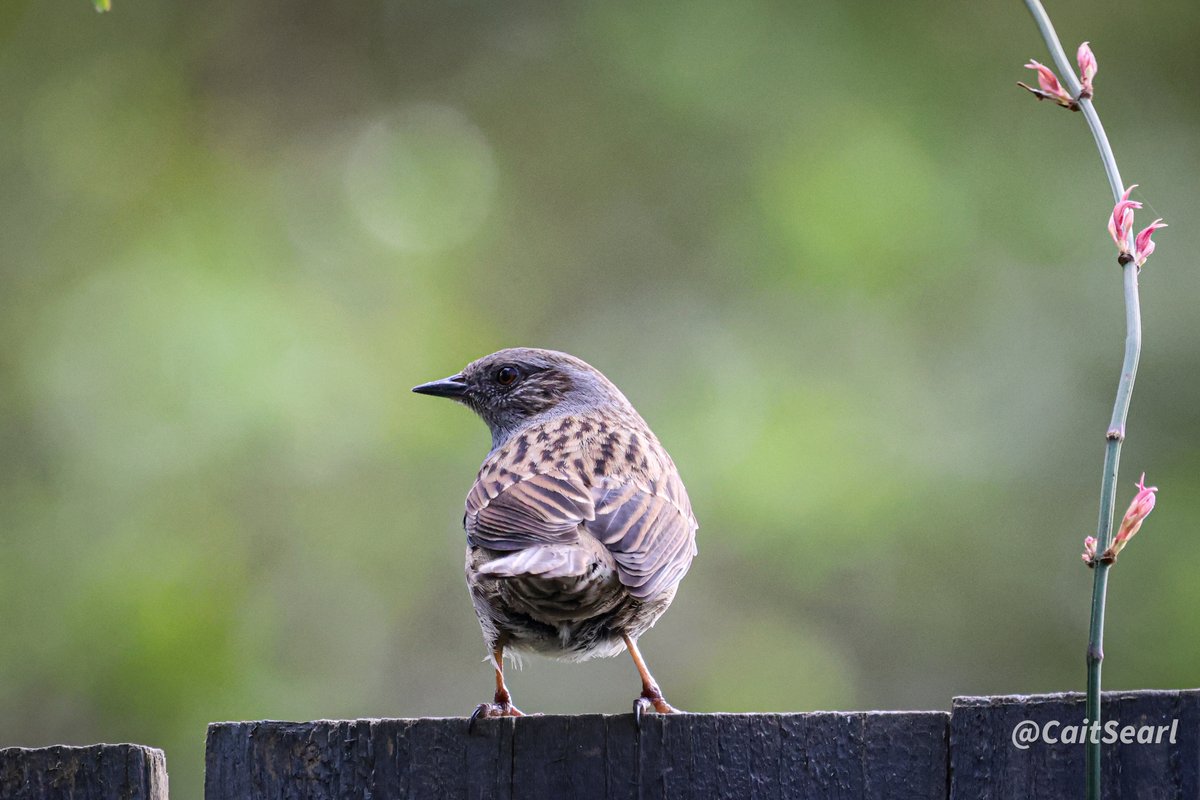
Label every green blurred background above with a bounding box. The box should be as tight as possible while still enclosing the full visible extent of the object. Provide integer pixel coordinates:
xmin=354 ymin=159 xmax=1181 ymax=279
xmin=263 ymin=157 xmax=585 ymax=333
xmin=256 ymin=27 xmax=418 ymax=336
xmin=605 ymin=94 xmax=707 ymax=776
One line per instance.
xmin=1 ymin=1 xmax=1197 ymax=796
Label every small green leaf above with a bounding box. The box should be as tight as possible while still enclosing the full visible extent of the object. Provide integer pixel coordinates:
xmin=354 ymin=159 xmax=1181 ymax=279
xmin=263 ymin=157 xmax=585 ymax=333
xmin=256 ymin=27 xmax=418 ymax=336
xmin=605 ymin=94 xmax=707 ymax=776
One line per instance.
xmin=92 ymin=0 xmax=111 ymax=11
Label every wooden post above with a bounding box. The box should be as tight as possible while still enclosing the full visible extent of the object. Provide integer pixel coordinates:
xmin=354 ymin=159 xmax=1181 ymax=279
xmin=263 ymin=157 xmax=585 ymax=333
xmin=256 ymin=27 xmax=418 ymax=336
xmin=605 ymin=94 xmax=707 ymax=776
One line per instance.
xmin=205 ymin=712 xmax=951 ymax=800
xmin=949 ymin=690 xmax=1200 ymax=798
xmin=0 ymin=744 xmax=167 ymax=800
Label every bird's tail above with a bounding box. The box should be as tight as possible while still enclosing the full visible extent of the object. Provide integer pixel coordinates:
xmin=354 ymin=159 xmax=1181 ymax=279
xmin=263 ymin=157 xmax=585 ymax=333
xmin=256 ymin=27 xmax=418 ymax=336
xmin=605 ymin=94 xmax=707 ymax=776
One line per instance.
xmin=477 ymin=545 xmax=592 ymax=580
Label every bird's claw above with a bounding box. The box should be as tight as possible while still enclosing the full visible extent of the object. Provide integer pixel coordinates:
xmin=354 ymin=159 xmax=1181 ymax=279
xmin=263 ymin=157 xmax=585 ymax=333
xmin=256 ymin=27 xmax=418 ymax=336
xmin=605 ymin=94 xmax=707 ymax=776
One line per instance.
xmin=468 ymin=701 xmax=526 ymax=733
xmin=633 ymin=693 xmax=679 ymax=727
xmin=633 ymin=696 xmax=649 ymax=727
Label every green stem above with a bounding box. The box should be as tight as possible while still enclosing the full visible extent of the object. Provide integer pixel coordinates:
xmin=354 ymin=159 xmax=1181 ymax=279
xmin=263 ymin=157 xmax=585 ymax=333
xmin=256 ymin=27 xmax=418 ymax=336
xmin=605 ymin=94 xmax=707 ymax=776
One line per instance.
xmin=1021 ymin=3 xmax=1145 ymax=799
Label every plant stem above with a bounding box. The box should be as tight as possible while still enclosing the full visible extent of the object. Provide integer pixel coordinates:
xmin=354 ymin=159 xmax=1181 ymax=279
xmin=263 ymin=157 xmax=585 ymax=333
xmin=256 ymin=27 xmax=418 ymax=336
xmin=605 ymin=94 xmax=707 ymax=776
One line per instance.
xmin=1021 ymin=2 xmax=1145 ymax=798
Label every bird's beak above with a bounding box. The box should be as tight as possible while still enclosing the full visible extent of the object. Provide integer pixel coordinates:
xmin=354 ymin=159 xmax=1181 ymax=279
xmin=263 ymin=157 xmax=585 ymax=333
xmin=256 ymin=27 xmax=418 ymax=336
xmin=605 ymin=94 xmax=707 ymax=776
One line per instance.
xmin=412 ymin=373 xmax=468 ymax=399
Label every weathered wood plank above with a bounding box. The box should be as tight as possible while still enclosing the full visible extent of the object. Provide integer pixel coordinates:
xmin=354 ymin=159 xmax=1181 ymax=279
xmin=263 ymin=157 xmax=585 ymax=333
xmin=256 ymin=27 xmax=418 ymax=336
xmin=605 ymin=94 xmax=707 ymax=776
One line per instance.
xmin=864 ymin=711 xmax=949 ymax=799
xmin=206 ymin=711 xmax=949 ymax=800
xmin=463 ymin=716 xmax=513 ymax=800
xmin=0 ymin=744 xmax=167 ymax=800
xmin=949 ymin=690 xmax=1200 ymax=800
xmin=779 ymin=712 xmax=863 ymax=798
xmin=602 ymin=712 xmax=639 ymax=800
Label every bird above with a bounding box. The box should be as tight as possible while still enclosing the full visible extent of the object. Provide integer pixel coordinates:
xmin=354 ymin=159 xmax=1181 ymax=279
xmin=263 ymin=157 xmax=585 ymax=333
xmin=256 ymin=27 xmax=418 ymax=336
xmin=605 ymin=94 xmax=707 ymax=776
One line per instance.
xmin=413 ymin=347 xmax=698 ymax=721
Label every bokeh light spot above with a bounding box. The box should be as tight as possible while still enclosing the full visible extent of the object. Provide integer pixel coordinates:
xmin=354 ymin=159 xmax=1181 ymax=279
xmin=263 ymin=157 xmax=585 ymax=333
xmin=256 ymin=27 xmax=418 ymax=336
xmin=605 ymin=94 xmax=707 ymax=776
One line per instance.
xmin=343 ymin=105 xmax=497 ymax=253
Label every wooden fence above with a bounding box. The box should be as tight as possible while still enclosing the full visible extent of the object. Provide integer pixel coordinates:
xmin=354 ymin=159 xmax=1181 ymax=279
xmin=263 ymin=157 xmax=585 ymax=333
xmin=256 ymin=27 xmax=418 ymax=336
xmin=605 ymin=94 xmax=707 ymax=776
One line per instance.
xmin=3 ymin=690 xmax=1197 ymax=799
xmin=0 ymin=743 xmax=166 ymax=800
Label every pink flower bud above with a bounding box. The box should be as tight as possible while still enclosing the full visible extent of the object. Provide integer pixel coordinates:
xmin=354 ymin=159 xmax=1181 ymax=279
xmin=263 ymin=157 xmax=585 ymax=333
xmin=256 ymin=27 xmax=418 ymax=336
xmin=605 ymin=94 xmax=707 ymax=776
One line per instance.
xmin=1107 ymin=185 xmax=1142 ymax=255
xmin=1027 ymin=60 xmax=1064 ymax=96
xmin=1082 ymin=536 xmax=1098 ymax=565
xmin=1019 ymin=60 xmax=1077 ymax=108
xmin=1105 ymin=473 xmax=1157 ymax=560
xmin=1077 ymin=42 xmax=1097 ymax=97
xmin=1133 ymin=219 xmax=1167 ymax=268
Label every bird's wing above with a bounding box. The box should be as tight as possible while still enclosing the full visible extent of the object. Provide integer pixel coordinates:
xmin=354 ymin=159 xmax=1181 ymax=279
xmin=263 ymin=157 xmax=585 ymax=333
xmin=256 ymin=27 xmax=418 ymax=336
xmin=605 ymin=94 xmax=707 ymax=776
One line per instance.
xmin=587 ymin=471 xmax=698 ymax=601
xmin=466 ymin=467 xmax=698 ymax=601
xmin=466 ymin=415 xmax=698 ymax=601
xmin=465 ymin=470 xmax=592 ymax=552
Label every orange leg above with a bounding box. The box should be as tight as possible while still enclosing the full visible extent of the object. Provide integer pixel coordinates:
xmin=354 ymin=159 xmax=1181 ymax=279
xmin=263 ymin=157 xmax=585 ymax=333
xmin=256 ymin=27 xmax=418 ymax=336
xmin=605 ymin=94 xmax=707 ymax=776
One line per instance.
xmin=624 ymin=634 xmax=679 ymax=716
xmin=469 ymin=645 xmax=525 ymax=728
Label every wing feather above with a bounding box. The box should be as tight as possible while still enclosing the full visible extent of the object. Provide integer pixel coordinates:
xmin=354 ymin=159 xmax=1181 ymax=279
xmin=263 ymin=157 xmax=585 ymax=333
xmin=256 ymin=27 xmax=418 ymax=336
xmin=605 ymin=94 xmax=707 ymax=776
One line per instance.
xmin=466 ymin=472 xmax=590 ymax=551
xmin=587 ymin=472 xmax=697 ymax=600
xmin=464 ymin=431 xmax=698 ymax=599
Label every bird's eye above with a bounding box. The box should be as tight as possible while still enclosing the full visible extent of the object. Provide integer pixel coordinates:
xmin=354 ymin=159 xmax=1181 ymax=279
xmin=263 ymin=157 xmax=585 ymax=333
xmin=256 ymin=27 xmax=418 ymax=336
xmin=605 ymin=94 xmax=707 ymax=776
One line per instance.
xmin=495 ymin=366 xmax=520 ymax=386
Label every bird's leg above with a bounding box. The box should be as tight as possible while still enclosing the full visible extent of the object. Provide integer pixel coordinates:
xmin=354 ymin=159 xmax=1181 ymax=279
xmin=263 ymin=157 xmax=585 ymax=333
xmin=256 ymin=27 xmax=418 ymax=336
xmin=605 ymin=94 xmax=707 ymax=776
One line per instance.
xmin=469 ymin=645 xmax=525 ymax=729
xmin=489 ymin=649 xmax=522 ymax=713
xmin=624 ymin=634 xmax=679 ymax=721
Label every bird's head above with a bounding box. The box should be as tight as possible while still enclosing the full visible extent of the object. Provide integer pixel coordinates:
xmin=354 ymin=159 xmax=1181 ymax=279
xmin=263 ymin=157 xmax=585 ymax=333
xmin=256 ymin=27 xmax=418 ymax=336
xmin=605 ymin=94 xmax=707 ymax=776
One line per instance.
xmin=413 ymin=348 xmax=629 ymax=449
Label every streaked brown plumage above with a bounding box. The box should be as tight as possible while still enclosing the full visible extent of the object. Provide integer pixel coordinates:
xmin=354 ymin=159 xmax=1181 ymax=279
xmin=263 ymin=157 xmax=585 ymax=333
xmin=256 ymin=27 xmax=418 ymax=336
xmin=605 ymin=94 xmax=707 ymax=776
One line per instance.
xmin=413 ymin=348 xmax=698 ymax=720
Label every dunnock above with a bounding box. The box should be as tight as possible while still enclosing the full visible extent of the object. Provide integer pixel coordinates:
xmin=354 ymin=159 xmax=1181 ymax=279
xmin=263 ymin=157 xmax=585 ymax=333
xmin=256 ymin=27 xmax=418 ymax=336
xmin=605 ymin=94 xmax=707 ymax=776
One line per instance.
xmin=414 ymin=348 xmax=698 ymax=720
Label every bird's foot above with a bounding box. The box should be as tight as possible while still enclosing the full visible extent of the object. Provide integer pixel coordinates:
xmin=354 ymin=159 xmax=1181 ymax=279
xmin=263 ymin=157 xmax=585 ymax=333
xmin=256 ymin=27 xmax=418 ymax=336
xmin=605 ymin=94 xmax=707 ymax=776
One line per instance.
xmin=633 ymin=690 xmax=680 ymax=726
xmin=468 ymin=701 xmax=525 ymax=732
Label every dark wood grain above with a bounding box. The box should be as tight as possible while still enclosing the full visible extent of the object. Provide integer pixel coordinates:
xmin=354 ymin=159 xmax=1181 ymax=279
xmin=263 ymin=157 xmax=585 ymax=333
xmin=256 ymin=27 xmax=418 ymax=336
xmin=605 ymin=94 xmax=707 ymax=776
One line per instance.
xmin=0 ymin=744 xmax=167 ymax=800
